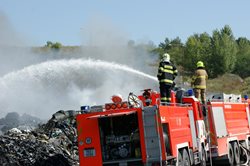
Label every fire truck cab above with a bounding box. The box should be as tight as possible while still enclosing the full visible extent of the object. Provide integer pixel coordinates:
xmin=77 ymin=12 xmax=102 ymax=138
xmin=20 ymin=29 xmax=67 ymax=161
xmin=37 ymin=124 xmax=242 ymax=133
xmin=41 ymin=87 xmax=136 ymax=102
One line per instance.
xmin=76 ymin=89 xmax=208 ymax=166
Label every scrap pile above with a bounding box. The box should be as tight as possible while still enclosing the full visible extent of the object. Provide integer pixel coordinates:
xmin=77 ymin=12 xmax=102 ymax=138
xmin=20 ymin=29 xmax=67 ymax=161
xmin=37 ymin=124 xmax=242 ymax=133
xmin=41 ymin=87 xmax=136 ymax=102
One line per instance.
xmin=0 ymin=110 xmax=80 ymax=166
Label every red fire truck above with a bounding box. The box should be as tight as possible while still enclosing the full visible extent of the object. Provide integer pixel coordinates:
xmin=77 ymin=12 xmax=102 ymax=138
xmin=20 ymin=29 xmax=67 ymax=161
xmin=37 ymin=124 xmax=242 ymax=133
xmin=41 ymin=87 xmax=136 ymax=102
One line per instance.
xmin=76 ymin=89 xmax=208 ymax=166
xmin=207 ymin=93 xmax=250 ymax=165
xmin=76 ymin=89 xmax=250 ymax=166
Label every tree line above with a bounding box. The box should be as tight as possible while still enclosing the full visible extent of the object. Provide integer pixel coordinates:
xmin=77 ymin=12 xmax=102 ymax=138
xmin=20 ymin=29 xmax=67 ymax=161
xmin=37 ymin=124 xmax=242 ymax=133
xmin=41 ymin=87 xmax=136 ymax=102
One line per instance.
xmin=153 ymin=25 xmax=250 ymax=79
xmin=43 ymin=25 xmax=250 ymax=79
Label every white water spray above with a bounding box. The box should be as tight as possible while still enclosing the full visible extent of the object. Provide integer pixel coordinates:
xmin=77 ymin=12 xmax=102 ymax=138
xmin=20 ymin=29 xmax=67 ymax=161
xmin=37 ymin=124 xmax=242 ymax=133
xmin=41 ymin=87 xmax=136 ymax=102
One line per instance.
xmin=0 ymin=59 xmax=157 ymax=83
xmin=0 ymin=59 xmax=158 ymax=119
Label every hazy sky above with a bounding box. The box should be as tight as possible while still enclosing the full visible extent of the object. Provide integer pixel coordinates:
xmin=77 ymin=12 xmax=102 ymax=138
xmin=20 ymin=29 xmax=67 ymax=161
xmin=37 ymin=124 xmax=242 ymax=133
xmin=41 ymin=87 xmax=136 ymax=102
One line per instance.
xmin=0 ymin=0 xmax=250 ymax=46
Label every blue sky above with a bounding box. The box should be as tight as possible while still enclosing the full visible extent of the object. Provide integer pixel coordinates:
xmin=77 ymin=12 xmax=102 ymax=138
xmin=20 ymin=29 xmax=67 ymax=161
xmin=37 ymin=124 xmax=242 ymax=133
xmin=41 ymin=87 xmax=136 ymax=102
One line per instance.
xmin=0 ymin=0 xmax=250 ymax=46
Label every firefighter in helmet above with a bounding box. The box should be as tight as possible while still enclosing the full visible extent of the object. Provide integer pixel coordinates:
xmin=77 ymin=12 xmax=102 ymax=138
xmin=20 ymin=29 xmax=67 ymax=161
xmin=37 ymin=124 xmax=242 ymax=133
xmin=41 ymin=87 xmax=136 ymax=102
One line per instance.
xmin=157 ymin=53 xmax=178 ymax=105
xmin=191 ymin=61 xmax=208 ymax=104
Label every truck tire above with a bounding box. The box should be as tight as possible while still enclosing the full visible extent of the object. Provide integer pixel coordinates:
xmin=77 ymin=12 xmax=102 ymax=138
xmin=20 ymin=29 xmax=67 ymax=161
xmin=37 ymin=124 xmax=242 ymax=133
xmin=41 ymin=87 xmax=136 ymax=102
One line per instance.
xmin=248 ymin=139 xmax=250 ymax=150
xmin=182 ymin=149 xmax=190 ymax=166
xmin=227 ymin=143 xmax=234 ymax=166
xmin=233 ymin=142 xmax=240 ymax=165
xmin=200 ymin=146 xmax=206 ymax=166
xmin=178 ymin=150 xmax=183 ymax=166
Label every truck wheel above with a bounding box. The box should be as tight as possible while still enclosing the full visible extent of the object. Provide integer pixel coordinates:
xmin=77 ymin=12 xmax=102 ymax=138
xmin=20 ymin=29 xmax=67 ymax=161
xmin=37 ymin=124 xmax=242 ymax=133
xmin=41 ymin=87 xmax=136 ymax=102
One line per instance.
xmin=178 ymin=150 xmax=183 ymax=166
xmin=227 ymin=143 xmax=234 ymax=166
xmin=233 ymin=142 xmax=240 ymax=165
xmin=182 ymin=149 xmax=190 ymax=166
xmin=248 ymin=139 xmax=250 ymax=150
xmin=200 ymin=147 xmax=206 ymax=166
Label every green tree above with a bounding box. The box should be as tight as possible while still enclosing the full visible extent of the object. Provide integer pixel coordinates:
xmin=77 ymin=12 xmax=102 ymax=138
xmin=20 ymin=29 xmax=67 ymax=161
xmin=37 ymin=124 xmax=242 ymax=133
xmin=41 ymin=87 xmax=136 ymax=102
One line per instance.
xmin=211 ymin=25 xmax=237 ymax=77
xmin=166 ymin=37 xmax=184 ymax=66
xmin=152 ymin=38 xmax=171 ymax=61
xmin=184 ymin=33 xmax=212 ymax=74
xmin=234 ymin=37 xmax=250 ymax=78
xmin=159 ymin=38 xmax=171 ymax=51
xmin=45 ymin=41 xmax=62 ymax=50
xmin=199 ymin=33 xmax=213 ymax=77
xmin=158 ymin=37 xmax=184 ymax=65
xmin=46 ymin=41 xmax=53 ymax=47
xmin=51 ymin=42 xmax=62 ymax=49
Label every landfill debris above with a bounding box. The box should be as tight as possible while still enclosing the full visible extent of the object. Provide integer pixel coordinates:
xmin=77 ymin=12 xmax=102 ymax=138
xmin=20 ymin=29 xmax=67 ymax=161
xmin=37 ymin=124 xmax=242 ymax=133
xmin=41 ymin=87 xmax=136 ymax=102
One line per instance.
xmin=0 ymin=110 xmax=80 ymax=166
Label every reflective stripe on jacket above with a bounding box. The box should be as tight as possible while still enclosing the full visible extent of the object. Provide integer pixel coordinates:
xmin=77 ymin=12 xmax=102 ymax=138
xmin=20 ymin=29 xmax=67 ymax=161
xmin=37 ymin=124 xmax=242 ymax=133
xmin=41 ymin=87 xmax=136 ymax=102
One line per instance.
xmin=191 ymin=68 xmax=208 ymax=89
xmin=157 ymin=61 xmax=177 ymax=85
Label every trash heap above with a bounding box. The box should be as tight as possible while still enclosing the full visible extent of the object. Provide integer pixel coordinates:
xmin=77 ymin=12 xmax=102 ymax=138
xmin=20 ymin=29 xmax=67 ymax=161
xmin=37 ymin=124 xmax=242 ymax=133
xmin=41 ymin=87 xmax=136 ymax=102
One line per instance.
xmin=0 ymin=110 xmax=80 ymax=166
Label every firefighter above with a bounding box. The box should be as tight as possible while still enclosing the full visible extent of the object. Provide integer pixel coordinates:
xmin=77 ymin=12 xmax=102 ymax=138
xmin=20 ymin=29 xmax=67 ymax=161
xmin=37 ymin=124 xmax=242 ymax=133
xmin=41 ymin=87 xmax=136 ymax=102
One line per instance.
xmin=157 ymin=53 xmax=178 ymax=105
xmin=191 ymin=61 xmax=208 ymax=104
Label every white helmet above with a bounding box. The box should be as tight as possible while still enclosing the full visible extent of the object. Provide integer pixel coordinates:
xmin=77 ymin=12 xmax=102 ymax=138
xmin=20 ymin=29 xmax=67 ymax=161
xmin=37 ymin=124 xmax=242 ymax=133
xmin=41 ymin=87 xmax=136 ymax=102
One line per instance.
xmin=162 ymin=53 xmax=170 ymax=62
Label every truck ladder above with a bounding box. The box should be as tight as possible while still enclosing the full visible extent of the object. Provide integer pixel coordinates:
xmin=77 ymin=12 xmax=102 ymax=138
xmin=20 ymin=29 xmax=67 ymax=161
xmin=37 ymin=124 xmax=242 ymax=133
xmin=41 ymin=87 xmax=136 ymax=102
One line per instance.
xmin=142 ymin=105 xmax=162 ymax=166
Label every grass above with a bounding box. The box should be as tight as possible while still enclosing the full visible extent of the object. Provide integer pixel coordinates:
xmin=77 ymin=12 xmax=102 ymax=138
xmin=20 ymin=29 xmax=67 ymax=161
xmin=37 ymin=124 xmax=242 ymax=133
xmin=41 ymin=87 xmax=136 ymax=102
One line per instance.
xmin=207 ymin=73 xmax=246 ymax=95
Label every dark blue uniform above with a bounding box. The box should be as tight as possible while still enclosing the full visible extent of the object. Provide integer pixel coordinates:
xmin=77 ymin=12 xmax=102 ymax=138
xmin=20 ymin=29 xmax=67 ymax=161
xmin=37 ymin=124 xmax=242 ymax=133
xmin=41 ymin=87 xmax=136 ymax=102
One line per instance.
xmin=157 ymin=61 xmax=178 ymax=104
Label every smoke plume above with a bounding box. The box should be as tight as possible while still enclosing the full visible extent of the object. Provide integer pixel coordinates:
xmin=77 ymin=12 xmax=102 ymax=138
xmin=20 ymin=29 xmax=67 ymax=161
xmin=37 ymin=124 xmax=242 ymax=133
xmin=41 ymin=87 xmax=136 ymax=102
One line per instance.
xmin=0 ymin=14 xmax=158 ymax=119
